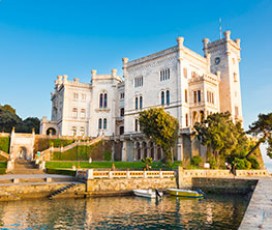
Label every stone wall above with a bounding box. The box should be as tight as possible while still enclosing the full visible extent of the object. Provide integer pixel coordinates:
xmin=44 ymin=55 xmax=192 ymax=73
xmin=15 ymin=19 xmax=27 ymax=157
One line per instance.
xmin=191 ymin=178 xmax=257 ymax=194
xmin=0 ymin=183 xmax=86 ymax=201
xmin=177 ymin=167 xmax=269 ymax=194
xmin=86 ymin=177 xmax=176 ymax=196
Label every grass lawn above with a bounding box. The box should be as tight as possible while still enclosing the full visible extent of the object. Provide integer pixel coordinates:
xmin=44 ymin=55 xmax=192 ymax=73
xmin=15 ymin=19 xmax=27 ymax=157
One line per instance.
xmin=46 ymin=161 xmax=182 ymax=170
xmin=0 ymin=162 xmax=7 ymax=174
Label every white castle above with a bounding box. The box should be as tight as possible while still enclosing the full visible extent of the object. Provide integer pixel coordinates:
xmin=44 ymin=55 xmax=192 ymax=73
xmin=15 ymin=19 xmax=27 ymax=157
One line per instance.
xmin=40 ymin=30 xmax=243 ymax=161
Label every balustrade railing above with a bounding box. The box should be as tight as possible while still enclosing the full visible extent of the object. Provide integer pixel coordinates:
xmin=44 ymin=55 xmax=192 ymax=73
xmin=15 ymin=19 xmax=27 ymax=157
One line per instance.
xmin=76 ymin=169 xmax=176 ymax=180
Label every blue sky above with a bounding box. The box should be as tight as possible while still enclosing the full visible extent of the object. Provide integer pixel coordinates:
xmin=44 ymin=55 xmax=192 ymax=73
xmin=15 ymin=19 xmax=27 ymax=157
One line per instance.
xmin=0 ymin=0 xmax=271 ymax=128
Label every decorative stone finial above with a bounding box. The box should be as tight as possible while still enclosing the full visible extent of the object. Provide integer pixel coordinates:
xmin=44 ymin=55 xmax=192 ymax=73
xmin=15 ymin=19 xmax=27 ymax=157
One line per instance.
xmin=63 ymin=75 xmax=68 ymax=83
xmin=235 ymin=38 xmax=241 ymax=47
xmin=224 ymin=30 xmax=231 ymax=40
xmin=202 ymin=38 xmax=209 ymax=57
xmin=177 ymin=37 xmax=184 ymax=49
xmin=122 ymin=57 xmax=129 ymax=64
xmin=111 ymin=68 xmax=117 ymax=77
xmin=91 ymin=69 xmax=97 ymax=77
xmin=202 ymin=38 xmax=209 ymax=47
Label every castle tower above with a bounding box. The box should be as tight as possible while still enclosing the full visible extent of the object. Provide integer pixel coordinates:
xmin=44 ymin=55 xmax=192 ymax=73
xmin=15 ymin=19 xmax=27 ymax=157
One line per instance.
xmin=203 ymin=31 xmax=243 ymax=123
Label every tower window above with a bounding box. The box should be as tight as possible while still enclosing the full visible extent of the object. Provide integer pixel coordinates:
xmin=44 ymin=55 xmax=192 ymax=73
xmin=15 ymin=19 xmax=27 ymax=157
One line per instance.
xmin=135 ymin=97 xmax=138 ymax=110
xmin=103 ymin=118 xmax=107 ymax=129
xmin=139 ymin=96 xmax=143 ymax=109
xmin=98 ymin=118 xmax=102 ymax=129
xmin=99 ymin=93 xmax=108 ymax=108
xmin=161 ymin=91 xmax=165 ymax=105
xmin=135 ymin=76 xmax=143 ymax=87
xmin=166 ymin=90 xmax=170 ymax=105
xmin=160 ymin=68 xmax=170 ymax=81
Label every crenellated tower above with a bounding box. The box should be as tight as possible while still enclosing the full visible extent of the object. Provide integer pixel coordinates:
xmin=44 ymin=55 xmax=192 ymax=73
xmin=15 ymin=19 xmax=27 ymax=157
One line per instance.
xmin=203 ymin=30 xmax=243 ymax=123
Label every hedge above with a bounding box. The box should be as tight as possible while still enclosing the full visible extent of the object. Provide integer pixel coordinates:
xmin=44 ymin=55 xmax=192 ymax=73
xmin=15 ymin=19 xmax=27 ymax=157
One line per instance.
xmin=0 ymin=136 xmax=10 ymax=153
xmin=46 ymin=161 xmax=182 ymax=170
xmin=51 ymin=141 xmax=112 ymax=161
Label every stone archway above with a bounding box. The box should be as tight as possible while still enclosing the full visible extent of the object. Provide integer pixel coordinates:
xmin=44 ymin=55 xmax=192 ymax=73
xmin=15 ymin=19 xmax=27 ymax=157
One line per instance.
xmin=46 ymin=127 xmax=57 ymax=136
xmin=18 ymin=146 xmax=28 ymax=160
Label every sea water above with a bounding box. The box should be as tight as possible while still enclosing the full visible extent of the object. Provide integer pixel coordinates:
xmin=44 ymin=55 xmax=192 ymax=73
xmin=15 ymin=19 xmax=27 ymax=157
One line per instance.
xmin=0 ymin=194 xmax=249 ymax=230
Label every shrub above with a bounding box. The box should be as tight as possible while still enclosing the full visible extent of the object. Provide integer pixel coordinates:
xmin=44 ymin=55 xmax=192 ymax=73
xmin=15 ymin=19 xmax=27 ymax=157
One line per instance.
xmin=248 ymin=156 xmax=260 ymax=169
xmin=0 ymin=136 xmax=10 ymax=153
xmin=191 ymin=156 xmax=202 ymax=166
xmin=46 ymin=168 xmax=76 ymax=176
xmin=208 ymin=156 xmax=217 ymax=169
xmin=232 ymin=157 xmax=251 ymax=170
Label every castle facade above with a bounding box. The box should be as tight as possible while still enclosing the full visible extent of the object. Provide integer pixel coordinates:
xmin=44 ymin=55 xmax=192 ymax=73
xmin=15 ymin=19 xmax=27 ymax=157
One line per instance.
xmin=40 ymin=30 xmax=243 ymax=161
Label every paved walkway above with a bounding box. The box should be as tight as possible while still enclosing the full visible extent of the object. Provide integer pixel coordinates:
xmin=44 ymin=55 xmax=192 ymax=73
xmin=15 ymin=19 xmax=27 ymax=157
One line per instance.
xmin=239 ymin=177 xmax=272 ymax=229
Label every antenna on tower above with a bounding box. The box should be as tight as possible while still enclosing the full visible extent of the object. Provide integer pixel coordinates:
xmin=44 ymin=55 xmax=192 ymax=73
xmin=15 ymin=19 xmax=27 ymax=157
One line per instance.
xmin=219 ymin=18 xmax=223 ymax=39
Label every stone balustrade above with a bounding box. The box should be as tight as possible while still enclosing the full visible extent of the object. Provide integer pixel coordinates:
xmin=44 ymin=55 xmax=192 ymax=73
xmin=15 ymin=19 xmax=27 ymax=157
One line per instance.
xmin=76 ymin=169 xmax=175 ymax=180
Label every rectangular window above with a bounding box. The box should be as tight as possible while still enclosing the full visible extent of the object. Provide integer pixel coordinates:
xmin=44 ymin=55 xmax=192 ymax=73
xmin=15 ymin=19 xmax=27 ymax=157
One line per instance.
xmin=185 ymin=90 xmax=188 ymax=103
xmin=135 ymin=119 xmax=138 ymax=132
xmin=183 ymin=68 xmax=187 ymax=78
xmin=72 ymin=108 xmax=78 ymax=118
xmin=80 ymin=109 xmax=86 ymax=119
xmin=185 ymin=113 xmax=189 ymax=127
xmin=98 ymin=118 xmax=102 ymax=129
xmin=120 ymin=108 xmax=124 ymax=117
xmin=72 ymin=126 xmax=77 ymax=136
xmin=135 ymin=76 xmax=143 ymax=87
xmin=194 ymin=91 xmax=197 ymax=103
xmin=197 ymin=90 xmax=201 ymax=102
xmin=81 ymin=94 xmax=86 ymax=101
xmin=135 ymin=97 xmax=138 ymax=110
xmin=160 ymin=68 xmax=170 ymax=81
xmin=73 ymin=93 xmax=79 ymax=100
xmin=80 ymin=127 xmax=85 ymax=136
xmin=103 ymin=118 xmax=107 ymax=129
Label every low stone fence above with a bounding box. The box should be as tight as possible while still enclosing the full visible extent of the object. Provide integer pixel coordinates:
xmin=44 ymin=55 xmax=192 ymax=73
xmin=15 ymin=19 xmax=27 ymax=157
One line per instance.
xmin=178 ymin=167 xmax=269 ymax=192
xmin=75 ymin=169 xmax=177 ymax=196
xmin=76 ymin=169 xmax=175 ymax=180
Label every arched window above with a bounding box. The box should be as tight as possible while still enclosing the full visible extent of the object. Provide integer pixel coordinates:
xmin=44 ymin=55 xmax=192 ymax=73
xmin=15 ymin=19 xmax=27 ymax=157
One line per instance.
xmin=103 ymin=118 xmax=107 ymax=129
xmin=185 ymin=113 xmax=189 ymax=127
xmin=135 ymin=97 xmax=138 ymax=110
xmin=104 ymin=93 xmax=107 ymax=108
xmin=99 ymin=94 xmax=103 ymax=108
xmin=166 ymin=90 xmax=170 ymax=105
xmin=99 ymin=93 xmax=107 ymax=108
xmin=98 ymin=118 xmax=102 ymax=129
xmin=161 ymin=91 xmax=165 ymax=105
xmin=139 ymin=96 xmax=143 ymax=109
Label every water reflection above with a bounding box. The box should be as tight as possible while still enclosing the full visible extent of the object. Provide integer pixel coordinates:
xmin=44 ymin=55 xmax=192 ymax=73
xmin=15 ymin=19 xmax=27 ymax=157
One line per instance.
xmin=0 ymin=194 xmax=249 ymax=229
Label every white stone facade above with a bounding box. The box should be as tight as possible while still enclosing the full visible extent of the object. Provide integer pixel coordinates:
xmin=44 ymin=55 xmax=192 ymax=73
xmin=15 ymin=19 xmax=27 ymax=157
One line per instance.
xmin=40 ymin=70 xmax=123 ymax=138
xmin=41 ymin=30 xmax=243 ymax=161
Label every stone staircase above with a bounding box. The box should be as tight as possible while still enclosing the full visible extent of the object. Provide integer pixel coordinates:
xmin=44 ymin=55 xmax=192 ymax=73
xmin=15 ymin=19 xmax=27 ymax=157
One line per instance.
xmin=9 ymin=159 xmax=44 ymax=174
xmin=48 ymin=183 xmax=77 ymax=199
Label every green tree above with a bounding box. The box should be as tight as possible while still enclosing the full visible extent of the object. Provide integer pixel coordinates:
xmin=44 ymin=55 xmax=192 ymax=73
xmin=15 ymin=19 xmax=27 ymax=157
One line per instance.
xmin=17 ymin=117 xmax=40 ymax=133
xmin=0 ymin=105 xmax=22 ymax=132
xmin=194 ymin=112 xmax=244 ymax=168
xmin=139 ymin=108 xmax=179 ymax=164
xmin=246 ymin=112 xmax=272 ymax=159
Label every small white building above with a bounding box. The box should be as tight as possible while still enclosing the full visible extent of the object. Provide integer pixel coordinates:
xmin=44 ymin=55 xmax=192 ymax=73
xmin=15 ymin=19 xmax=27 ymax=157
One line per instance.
xmin=41 ymin=30 xmax=243 ymax=162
